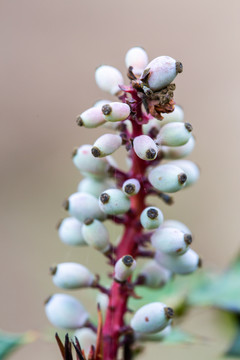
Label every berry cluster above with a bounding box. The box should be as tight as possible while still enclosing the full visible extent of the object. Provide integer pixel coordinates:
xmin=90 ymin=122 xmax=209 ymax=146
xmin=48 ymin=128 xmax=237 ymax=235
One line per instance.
xmin=45 ymin=47 xmax=200 ymax=360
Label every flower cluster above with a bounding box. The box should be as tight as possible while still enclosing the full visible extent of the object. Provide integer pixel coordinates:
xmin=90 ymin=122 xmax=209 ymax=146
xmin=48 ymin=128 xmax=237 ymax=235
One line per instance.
xmin=45 ymin=47 xmax=200 ymax=360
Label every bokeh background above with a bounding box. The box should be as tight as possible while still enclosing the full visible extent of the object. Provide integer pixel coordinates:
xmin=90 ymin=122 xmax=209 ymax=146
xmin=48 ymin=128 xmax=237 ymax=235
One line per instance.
xmin=1 ymin=0 xmax=240 ymax=359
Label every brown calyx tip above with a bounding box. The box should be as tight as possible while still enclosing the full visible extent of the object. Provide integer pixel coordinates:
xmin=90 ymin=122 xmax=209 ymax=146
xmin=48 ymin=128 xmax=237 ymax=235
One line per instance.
xmin=100 ymin=192 xmax=110 ymax=204
xmin=122 ymin=255 xmax=134 ymax=267
xmin=91 ymin=147 xmax=101 ymax=158
xmin=124 ymin=183 xmax=135 ymax=195
xmin=62 ymin=199 xmax=69 ymax=211
xmin=44 ymin=295 xmax=52 ymax=305
xmin=71 ymin=147 xmax=78 ymax=158
xmin=184 ymin=233 xmax=192 ymax=245
xmin=147 ymin=208 xmax=158 ymax=219
xmin=167 ymin=83 xmax=176 ymax=91
xmin=176 ymin=61 xmax=183 ymax=73
xmin=198 ymin=258 xmax=203 ymax=268
xmin=185 ymin=122 xmax=193 ymax=132
xmin=146 ymin=148 xmax=156 ymax=160
xmin=76 ymin=115 xmax=83 ymax=126
xmin=164 ymin=307 xmax=174 ymax=319
xmin=102 ymin=104 xmax=112 ymax=116
xmin=84 ymin=218 xmax=94 ymax=226
xmin=178 ymin=173 xmax=187 ymax=185
xmin=49 ymin=265 xmax=57 ymax=275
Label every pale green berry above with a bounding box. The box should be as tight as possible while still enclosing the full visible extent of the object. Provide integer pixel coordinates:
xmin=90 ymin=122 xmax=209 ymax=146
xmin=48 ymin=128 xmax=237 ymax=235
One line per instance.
xmin=65 ymin=192 xmax=106 ymax=222
xmin=114 ymin=255 xmax=136 ymax=282
xmin=50 ymin=262 xmax=95 ymax=289
xmin=160 ymin=105 xmax=184 ymax=126
xmin=74 ymin=328 xmax=97 ymax=355
xmin=76 ymin=107 xmax=105 ymax=128
xmin=142 ymin=118 xmax=161 ymax=135
xmin=57 ymin=217 xmax=86 ymax=246
xmin=139 ymin=260 xmax=172 ymax=288
xmin=157 ymin=122 xmax=193 ymax=146
xmin=160 ymin=219 xmax=192 ymax=235
xmin=91 ymin=134 xmax=122 ymax=158
xmin=133 ymin=135 xmax=158 ymax=161
xmin=96 ymin=293 xmax=109 ymax=314
xmin=99 ymin=189 xmax=131 ymax=215
xmin=72 ymin=144 xmax=109 ymax=179
xmin=102 ymin=102 xmax=131 ymax=122
xmin=142 ymin=56 xmax=182 ymax=91
xmin=95 ymin=65 xmax=124 ymax=95
xmin=130 ymin=302 xmax=174 ymax=334
xmin=161 ymin=136 xmax=195 ymax=159
xmin=155 ymin=249 xmax=201 ymax=275
xmin=169 ymin=160 xmax=200 ymax=187
xmin=122 ymin=178 xmax=140 ymax=196
xmin=140 ymin=207 xmax=164 ymax=230
xmin=77 ymin=177 xmax=115 ymax=198
xmin=151 ymin=227 xmax=192 ymax=255
xmin=148 ymin=164 xmax=187 ymax=193
xmin=81 ymin=218 xmax=110 ymax=253
xmin=125 ymin=47 xmax=149 ymax=76
xmin=44 ymin=293 xmax=89 ymax=329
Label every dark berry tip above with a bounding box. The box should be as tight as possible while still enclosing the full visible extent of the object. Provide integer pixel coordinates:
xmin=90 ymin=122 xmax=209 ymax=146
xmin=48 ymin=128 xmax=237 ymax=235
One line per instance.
xmin=184 ymin=234 xmax=192 ymax=245
xmin=124 ymin=184 xmax=135 ymax=195
xmin=185 ymin=122 xmax=193 ymax=132
xmin=49 ymin=265 xmax=57 ymax=275
xmin=84 ymin=218 xmax=94 ymax=226
xmin=102 ymin=104 xmax=112 ymax=115
xmin=176 ymin=61 xmax=183 ymax=73
xmin=100 ymin=193 xmax=110 ymax=204
xmin=122 ymin=255 xmax=134 ymax=267
xmin=178 ymin=173 xmax=187 ymax=185
xmin=164 ymin=307 xmax=174 ymax=319
xmin=62 ymin=199 xmax=69 ymax=211
xmin=76 ymin=116 xmax=83 ymax=126
xmin=146 ymin=148 xmax=156 ymax=160
xmin=91 ymin=147 xmax=101 ymax=158
xmin=71 ymin=147 xmax=78 ymax=158
xmin=147 ymin=208 xmax=158 ymax=219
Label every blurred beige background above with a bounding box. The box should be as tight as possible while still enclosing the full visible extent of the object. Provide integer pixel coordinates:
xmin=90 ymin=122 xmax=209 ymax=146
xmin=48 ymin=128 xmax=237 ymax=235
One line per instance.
xmin=1 ymin=0 xmax=240 ymax=359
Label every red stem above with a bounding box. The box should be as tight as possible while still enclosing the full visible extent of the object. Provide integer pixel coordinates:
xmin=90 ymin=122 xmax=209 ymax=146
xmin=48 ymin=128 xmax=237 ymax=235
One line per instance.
xmin=103 ymin=92 xmax=148 ymax=360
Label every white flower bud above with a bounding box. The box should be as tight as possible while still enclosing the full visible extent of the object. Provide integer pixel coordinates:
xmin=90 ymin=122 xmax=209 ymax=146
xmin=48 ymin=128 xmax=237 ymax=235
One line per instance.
xmin=102 ymin=102 xmax=131 ymax=122
xmin=140 ymin=207 xmax=164 ymax=230
xmin=76 ymin=107 xmax=105 ymax=128
xmin=50 ymin=262 xmax=95 ymax=289
xmin=142 ymin=118 xmax=161 ymax=135
xmin=65 ymin=192 xmax=106 ymax=222
xmin=57 ymin=217 xmax=86 ymax=246
xmin=99 ymin=189 xmax=131 ymax=215
xmin=74 ymin=328 xmax=97 ymax=355
xmin=133 ymin=135 xmax=158 ymax=161
xmin=114 ymin=255 xmax=136 ymax=282
xmin=91 ymin=134 xmax=122 ymax=158
xmin=169 ymin=160 xmax=200 ymax=187
xmin=130 ymin=302 xmax=174 ymax=334
xmin=122 ymin=178 xmax=140 ymax=196
xmin=45 ymin=293 xmax=89 ymax=329
xmin=142 ymin=56 xmax=183 ymax=91
xmin=155 ymin=249 xmax=201 ymax=275
xmin=72 ymin=145 xmax=110 ymax=179
xmin=81 ymin=218 xmax=110 ymax=253
xmin=78 ymin=177 xmax=115 ymax=198
xmin=95 ymin=65 xmax=124 ymax=95
xmin=139 ymin=260 xmax=172 ymax=288
xmin=161 ymin=136 xmax=195 ymax=159
xmin=151 ymin=227 xmax=192 ymax=255
xmin=160 ymin=105 xmax=184 ymax=126
xmin=160 ymin=219 xmax=192 ymax=235
xmin=96 ymin=293 xmax=109 ymax=314
xmin=148 ymin=164 xmax=187 ymax=193
xmin=125 ymin=47 xmax=149 ymax=76
xmin=157 ymin=122 xmax=193 ymax=147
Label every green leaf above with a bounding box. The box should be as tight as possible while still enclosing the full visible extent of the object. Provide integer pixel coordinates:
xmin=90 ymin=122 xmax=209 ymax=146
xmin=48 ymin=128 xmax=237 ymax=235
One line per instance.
xmin=225 ymin=315 xmax=240 ymax=357
xmin=0 ymin=330 xmax=36 ymax=359
xmin=189 ymin=256 xmax=240 ymax=312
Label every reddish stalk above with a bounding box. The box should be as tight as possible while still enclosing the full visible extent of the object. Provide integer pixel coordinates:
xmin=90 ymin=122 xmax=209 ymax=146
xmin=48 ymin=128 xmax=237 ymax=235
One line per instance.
xmin=103 ymin=90 xmax=148 ymax=360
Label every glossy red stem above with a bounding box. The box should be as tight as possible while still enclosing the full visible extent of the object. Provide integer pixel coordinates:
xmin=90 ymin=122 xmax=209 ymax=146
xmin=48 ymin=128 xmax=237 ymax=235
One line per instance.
xmin=103 ymin=92 xmax=149 ymax=360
